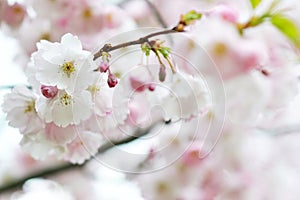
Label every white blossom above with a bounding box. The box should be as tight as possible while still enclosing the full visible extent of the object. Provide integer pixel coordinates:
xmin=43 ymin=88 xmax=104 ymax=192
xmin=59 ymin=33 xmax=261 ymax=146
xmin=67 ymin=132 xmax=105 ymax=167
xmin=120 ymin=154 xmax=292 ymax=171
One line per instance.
xmin=2 ymin=85 xmax=44 ymax=135
xmin=31 ymin=33 xmax=95 ymax=93
xmin=36 ymin=89 xmax=93 ymax=127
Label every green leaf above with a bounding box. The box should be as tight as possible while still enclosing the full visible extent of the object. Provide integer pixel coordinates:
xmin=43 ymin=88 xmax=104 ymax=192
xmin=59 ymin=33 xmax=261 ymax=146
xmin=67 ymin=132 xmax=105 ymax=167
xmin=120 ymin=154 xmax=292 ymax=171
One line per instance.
xmin=250 ymin=0 xmax=262 ymax=9
xmin=271 ymin=14 xmax=300 ymax=48
xmin=158 ymin=47 xmax=170 ymax=58
xmin=141 ymin=43 xmax=151 ymax=56
xmin=182 ymin=10 xmax=202 ymax=24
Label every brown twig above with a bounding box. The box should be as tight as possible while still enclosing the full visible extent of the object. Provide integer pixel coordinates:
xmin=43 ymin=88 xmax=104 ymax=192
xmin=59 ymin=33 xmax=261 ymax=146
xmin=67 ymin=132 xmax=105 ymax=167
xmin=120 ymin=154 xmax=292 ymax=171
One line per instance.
xmin=93 ymin=29 xmax=177 ymax=61
xmin=118 ymin=0 xmax=168 ymax=29
xmin=144 ymin=0 xmax=168 ymax=28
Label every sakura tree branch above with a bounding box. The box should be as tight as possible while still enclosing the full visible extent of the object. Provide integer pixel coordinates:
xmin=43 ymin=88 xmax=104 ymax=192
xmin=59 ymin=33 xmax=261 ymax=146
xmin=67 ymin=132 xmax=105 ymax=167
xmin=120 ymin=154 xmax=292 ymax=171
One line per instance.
xmin=118 ymin=0 xmax=168 ymax=28
xmin=93 ymin=10 xmax=203 ymax=61
xmin=144 ymin=0 xmax=168 ymax=28
xmin=0 ymin=121 xmax=162 ymax=194
xmin=93 ymin=29 xmax=177 ymax=60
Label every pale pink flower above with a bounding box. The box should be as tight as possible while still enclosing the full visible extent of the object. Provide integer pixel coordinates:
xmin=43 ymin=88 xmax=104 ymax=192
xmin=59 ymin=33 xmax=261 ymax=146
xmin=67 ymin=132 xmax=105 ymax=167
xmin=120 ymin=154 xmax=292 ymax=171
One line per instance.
xmin=2 ymin=85 xmax=44 ymax=135
xmin=18 ymin=18 xmax=58 ymax=54
xmin=2 ymin=2 xmax=26 ymax=27
xmin=36 ymin=89 xmax=93 ymax=127
xmin=32 ymin=33 xmax=95 ymax=93
xmin=65 ymin=131 xmax=102 ymax=164
xmin=163 ymin=73 xmax=209 ymax=120
xmin=86 ymin=79 xmax=129 ymax=132
xmin=45 ymin=123 xmax=77 ymax=145
xmin=20 ymin=131 xmax=65 ymax=160
xmin=190 ymin=17 xmax=267 ymax=79
xmin=225 ymin=72 xmax=271 ymax=125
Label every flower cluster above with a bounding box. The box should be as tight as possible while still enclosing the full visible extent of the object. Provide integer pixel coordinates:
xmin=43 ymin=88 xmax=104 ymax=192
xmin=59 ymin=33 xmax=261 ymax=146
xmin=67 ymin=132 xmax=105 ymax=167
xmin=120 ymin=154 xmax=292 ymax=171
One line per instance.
xmin=2 ymin=34 xmax=119 ymax=164
xmin=1 ymin=0 xmax=300 ymax=199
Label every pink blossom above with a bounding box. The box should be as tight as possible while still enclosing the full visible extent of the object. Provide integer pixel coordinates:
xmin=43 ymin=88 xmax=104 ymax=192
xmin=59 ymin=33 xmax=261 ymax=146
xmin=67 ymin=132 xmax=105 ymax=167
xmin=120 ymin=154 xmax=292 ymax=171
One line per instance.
xmin=2 ymin=3 xmax=26 ymax=27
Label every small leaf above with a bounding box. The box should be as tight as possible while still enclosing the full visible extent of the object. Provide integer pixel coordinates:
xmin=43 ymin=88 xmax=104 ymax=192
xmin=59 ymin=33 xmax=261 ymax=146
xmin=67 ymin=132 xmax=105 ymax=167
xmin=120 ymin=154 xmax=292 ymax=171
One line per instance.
xmin=250 ymin=0 xmax=262 ymax=9
xmin=145 ymin=48 xmax=150 ymax=56
xmin=158 ymin=47 xmax=170 ymax=58
xmin=271 ymin=14 xmax=300 ymax=48
xmin=141 ymin=43 xmax=151 ymax=56
xmin=182 ymin=10 xmax=202 ymax=25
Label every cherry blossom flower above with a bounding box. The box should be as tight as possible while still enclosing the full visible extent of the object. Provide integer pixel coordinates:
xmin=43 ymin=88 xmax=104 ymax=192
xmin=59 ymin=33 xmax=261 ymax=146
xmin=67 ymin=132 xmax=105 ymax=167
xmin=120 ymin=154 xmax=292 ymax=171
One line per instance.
xmin=85 ymin=74 xmax=129 ymax=132
xmin=2 ymin=85 xmax=44 ymax=135
xmin=31 ymin=33 xmax=95 ymax=93
xmin=20 ymin=131 xmax=65 ymax=160
xmin=64 ymin=130 xmax=102 ymax=164
xmin=36 ymin=89 xmax=93 ymax=127
xmin=162 ymin=73 xmax=210 ymax=120
xmin=1 ymin=2 xmax=26 ymax=27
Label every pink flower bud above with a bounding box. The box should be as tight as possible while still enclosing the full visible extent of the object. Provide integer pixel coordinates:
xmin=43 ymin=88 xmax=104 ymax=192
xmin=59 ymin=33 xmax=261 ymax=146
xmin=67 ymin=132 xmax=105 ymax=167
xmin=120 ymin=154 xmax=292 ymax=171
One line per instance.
xmin=159 ymin=65 xmax=166 ymax=82
xmin=148 ymin=83 xmax=156 ymax=91
xmin=107 ymin=73 xmax=118 ymax=88
xmin=41 ymin=85 xmax=58 ymax=98
xmin=99 ymin=62 xmax=109 ymax=73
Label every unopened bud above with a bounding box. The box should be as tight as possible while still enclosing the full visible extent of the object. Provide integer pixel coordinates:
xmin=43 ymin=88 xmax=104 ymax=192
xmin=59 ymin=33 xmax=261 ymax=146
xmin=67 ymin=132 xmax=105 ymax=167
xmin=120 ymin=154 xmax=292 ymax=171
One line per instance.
xmin=148 ymin=83 xmax=156 ymax=91
xmin=159 ymin=65 xmax=166 ymax=82
xmin=107 ymin=73 xmax=118 ymax=88
xmin=99 ymin=62 xmax=109 ymax=73
xmin=41 ymin=85 xmax=58 ymax=98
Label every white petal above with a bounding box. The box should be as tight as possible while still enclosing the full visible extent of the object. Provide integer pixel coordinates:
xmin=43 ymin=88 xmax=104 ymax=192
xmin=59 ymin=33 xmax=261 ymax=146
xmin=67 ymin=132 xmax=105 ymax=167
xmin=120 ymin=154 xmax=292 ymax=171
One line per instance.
xmin=61 ymin=33 xmax=82 ymax=51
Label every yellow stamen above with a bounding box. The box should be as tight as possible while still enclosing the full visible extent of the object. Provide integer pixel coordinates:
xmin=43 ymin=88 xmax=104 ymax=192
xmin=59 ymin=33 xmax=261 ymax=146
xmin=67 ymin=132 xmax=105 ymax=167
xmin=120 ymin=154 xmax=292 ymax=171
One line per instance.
xmin=156 ymin=182 xmax=168 ymax=194
xmin=82 ymin=8 xmax=93 ymax=19
xmin=60 ymin=93 xmax=73 ymax=106
xmin=39 ymin=32 xmax=51 ymax=41
xmin=88 ymin=85 xmax=100 ymax=95
xmin=213 ymin=42 xmax=228 ymax=57
xmin=24 ymin=100 xmax=35 ymax=113
xmin=61 ymin=61 xmax=75 ymax=78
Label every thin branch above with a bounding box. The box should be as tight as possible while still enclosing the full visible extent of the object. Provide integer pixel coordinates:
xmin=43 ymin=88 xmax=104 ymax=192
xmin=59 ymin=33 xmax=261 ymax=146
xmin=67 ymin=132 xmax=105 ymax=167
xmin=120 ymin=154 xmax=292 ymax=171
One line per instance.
xmin=0 ymin=122 xmax=160 ymax=194
xmin=118 ymin=0 xmax=168 ymax=29
xmin=144 ymin=0 xmax=168 ymax=28
xmin=93 ymin=29 xmax=178 ymax=60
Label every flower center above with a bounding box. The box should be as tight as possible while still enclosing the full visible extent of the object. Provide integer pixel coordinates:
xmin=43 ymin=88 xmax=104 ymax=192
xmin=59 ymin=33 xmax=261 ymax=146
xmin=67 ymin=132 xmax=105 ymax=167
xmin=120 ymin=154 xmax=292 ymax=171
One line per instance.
xmin=24 ymin=100 xmax=35 ymax=113
xmin=40 ymin=32 xmax=51 ymax=41
xmin=213 ymin=42 xmax=227 ymax=57
xmin=82 ymin=8 xmax=93 ymax=19
xmin=60 ymin=93 xmax=73 ymax=106
xmin=88 ymin=85 xmax=100 ymax=95
xmin=61 ymin=61 xmax=75 ymax=78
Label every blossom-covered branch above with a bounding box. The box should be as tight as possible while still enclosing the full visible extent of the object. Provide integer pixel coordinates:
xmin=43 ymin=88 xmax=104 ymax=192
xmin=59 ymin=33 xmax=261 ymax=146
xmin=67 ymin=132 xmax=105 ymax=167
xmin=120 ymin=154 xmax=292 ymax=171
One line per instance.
xmin=93 ymin=10 xmax=202 ymax=60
